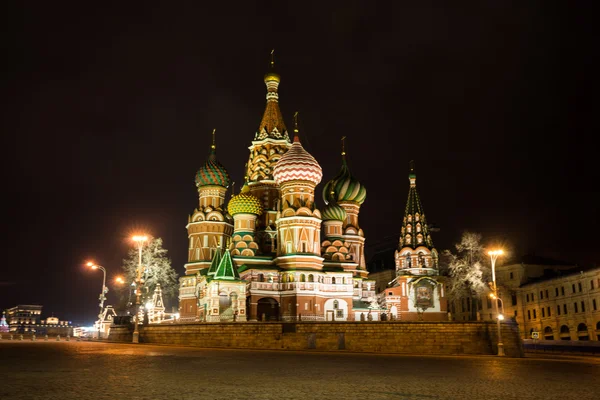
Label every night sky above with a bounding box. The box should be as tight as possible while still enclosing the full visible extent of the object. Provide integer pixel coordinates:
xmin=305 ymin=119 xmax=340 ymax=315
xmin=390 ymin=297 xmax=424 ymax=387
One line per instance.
xmin=2 ymin=2 xmax=596 ymax=325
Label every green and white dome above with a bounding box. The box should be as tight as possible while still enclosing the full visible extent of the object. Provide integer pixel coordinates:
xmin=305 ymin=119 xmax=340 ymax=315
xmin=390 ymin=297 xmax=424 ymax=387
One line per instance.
xmin=321 ymin=203 xmax=347 ymax=222
xmin=322 ymin=158 xmax=366 ymax=205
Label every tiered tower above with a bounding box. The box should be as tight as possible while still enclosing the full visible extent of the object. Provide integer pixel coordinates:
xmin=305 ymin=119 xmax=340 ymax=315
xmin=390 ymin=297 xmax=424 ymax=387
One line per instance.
xmin=273 ymin=114 xmax=324 ymax=270
xmin=179 ymin=131 xmax=234 ymax=319
xmin=322 ymin=138 xmax=368 ymax=277
xmin=394 ymin=160 xmax=439 ymax=273
xmin=246 ymin=56 xmax=292 ymax=255
xmin=385 ymin=161 xmax=446 ymax=321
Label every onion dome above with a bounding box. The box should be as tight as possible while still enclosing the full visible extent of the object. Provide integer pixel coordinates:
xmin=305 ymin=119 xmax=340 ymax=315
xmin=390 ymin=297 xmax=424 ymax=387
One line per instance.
xmin=321 ymin=203 xmax=347 ymax=222
xmin=195 ymin=130 xmax=231 ymax=188
xmin=228 ymin=184 xmax=263 ymax=216
xmin=273 ymin=134 xmax=323 ymax=186
xmin=322 ymin=155 xmax=366 ymax=205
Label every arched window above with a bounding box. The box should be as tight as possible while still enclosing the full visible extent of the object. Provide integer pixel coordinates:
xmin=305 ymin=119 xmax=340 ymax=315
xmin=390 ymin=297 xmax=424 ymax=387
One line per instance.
xmin=333 ymin=300 xmax=339 ymax=309
xmin=258 ymin=274 xmax=264 ymax=282
xmin=577 ymin=323 xmax=589 ymax=340
xmin=407 ymin=224 xmax=412 ymax=233
xmin=300 ymin=274 xmax=306 ymax=282
xmin=332 ymin=277 xmax=336 ymax=284
xmin=282 ymin=274 xmax=288 ymax=283
xmin=308 ymin=274 xmax=314 ymax=282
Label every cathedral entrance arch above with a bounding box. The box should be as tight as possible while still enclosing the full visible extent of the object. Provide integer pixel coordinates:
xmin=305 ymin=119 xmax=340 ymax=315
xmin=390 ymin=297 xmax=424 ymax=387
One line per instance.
xmin=219 ymin=292 xmax=232 ymax=312
xmin=390 ymin=306 xmax=398 ymax=320
xmin=257 ymin=297 xmax=279 ymax=321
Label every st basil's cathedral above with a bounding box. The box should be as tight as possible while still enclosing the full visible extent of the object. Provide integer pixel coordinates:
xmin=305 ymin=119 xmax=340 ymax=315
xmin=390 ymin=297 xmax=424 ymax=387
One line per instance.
xmin=178 ymin=59 xmax=448 ymax=322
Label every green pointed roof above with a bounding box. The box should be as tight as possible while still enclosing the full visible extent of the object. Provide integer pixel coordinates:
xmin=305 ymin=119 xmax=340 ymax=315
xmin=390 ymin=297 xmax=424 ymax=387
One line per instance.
xmin=214 ymin=249 xmax=240 ymax=280
xmin=207 ymin=248 xmax=222 ymax=276
xmin=399 ymin=161 xmax=435 ymax=251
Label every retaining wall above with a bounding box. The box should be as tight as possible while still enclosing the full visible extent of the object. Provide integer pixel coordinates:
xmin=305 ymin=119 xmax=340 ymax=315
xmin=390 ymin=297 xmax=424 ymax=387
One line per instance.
xmin=109 ymin=320 xmax=524 ymax=357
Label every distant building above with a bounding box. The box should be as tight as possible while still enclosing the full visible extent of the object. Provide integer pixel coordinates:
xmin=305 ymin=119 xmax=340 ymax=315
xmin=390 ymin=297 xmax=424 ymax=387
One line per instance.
xmin=477 ymin=257 xmax=600 ymax=340
xmin=5 ymin=305 xmax=42 ymax=332
xmin=5 ymin=305 xmax=72 ymax=335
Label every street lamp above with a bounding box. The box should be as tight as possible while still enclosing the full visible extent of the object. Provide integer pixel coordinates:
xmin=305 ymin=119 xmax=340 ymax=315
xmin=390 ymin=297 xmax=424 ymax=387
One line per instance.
xmin=488 ymin=249 xmax=504 ymax=356
xmin=132 ymin=235 xmax=148 ymax=344
xmin=86 ymin=261 xmax=107 ymax=339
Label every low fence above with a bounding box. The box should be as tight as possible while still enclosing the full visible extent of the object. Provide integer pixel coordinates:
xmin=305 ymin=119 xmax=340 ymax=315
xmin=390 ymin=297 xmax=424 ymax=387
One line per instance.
xmin=523 ymin=339 xmax=600 ymax=356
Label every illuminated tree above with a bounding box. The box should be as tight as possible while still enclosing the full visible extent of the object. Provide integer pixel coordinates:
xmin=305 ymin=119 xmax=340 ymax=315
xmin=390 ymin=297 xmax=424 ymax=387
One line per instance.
xmin=442 ymin=232 xmax=489 ymax=320
xmin=120 ymin=237 xmax=179 ymax=308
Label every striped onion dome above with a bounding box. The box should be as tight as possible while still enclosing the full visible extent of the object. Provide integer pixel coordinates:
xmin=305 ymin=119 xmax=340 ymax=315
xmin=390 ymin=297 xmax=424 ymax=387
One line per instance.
xmin=195 ymin=149 xmax=231 ymax=188
xmin=321 ymin=203 xmax=347 ymax=222
xmin=322 ymin=157 xmax=366 ymax=205
xmin=228 ymin=184 xmax=263 ymax=216
xmin=273 ymin=136 xmax=322 ymax=186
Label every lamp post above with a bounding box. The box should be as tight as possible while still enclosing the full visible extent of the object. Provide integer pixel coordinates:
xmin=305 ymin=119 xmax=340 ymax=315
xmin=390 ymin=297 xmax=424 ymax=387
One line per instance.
xmin=86 ymin=262 xmax=107 ymax=339
xmin=132 ymin=235 xmax=148 ymax=344
xmin=488 ymin=249 xmax=504 ymax=356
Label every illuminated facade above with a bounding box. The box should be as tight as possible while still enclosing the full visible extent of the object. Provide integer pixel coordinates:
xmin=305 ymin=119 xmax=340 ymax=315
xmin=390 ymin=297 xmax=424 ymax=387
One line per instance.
xmin=179 ymin=61 xmax=378 ymax=322
xmin=380 ymin=162 xmax=448 ymax=321
xmin=4 ymin=305 xmax=72 ymax=335
xmin=477 ymin=260 xmax=600 ymax=340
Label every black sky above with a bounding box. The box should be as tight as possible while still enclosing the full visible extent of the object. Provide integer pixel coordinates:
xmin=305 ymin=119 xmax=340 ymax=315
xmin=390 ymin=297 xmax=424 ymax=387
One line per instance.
xmin=2 ymin=2 xmax=597 ymax=324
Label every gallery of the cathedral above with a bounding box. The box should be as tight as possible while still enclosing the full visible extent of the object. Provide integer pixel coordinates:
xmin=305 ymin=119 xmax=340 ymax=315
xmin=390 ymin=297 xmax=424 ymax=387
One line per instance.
xmin=178 ymin=60 xmax=448 ymax=322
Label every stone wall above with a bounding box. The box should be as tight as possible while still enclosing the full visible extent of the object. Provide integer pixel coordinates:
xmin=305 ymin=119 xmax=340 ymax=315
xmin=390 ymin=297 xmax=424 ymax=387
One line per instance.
xmin=108 ymin=320 xmax=524 ymax=357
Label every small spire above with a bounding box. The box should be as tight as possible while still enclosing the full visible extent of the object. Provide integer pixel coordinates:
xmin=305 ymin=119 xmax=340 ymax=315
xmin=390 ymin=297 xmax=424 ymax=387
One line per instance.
xmin=409 ymin=160 xmax=416 ymax=187
xmin=270 ymin=49 xmax=275 ymax=69
xmin=231 ymin=182 xmax=236 ymax=198
xmin=211 ymin=128 xmax=216 ymax=151
xmin=293 ymin=111 xmax=300 ymax=142
xmin=341 ymin=136 xmax=346 ymax=158
xmin=409 ymin=160 xmax=415 ymax=175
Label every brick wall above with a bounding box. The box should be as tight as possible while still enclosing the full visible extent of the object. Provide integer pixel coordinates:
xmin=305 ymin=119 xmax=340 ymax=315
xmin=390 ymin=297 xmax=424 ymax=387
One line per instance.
xmin=109 ymin=320 xmax=524 ymax=357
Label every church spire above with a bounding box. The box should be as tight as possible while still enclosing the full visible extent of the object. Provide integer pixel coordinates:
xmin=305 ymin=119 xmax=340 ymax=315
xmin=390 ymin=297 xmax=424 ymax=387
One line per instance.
xmin=256 ymin=50 xmax=289 ymax=141
xmin=400 ymin=160 xmax=435 ymax=251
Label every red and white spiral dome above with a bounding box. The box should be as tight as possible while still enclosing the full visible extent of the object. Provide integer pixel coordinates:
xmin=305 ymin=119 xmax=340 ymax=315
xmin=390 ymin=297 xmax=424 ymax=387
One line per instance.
xmin=273 ymin=136 xmax=323 ymax=186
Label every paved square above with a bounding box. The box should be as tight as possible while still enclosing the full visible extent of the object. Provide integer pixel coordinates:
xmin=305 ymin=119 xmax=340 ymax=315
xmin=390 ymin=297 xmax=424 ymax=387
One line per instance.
xmin=1 ymin=341 xmax=598 ymax=399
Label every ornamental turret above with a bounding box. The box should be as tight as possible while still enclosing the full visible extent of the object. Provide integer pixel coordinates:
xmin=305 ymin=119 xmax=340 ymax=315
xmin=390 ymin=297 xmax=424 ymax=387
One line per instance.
xmin=195 ymin=129 xmax=231 ymax=209
xmin=321 ymin=138 xmax=367 ymax=273
xmin=246 ymin=52 xmax=293 ymax=255
xmin=228 ymin=183 xmax=264 ymax=256
xmin=394 ymin=161 xmax=439 ymax=275
xmin=185 ymin=130 xmax=234 ymax=269
xmin=273 ymin=113 xmax=323 ymax=268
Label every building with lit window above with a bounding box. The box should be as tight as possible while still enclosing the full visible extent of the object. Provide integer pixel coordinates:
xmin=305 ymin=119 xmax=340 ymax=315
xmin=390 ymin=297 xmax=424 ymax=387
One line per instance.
xmin=4 ymin=305 xmax=72 ymax=335
xmin=477 ymin=257 xmax=600 ymax=340
xmin=5 ymin=305 xmax=42 ymax=332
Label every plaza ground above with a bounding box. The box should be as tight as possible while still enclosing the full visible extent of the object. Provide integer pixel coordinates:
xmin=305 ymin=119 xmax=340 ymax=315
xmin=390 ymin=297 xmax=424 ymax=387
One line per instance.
xmin=1 ymin=341 xmax=598 ymax=399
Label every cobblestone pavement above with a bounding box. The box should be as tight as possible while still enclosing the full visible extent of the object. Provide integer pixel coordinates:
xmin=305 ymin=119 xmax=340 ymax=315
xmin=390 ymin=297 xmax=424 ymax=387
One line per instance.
xmin=1 ymin=341 xmax=598 ymax=400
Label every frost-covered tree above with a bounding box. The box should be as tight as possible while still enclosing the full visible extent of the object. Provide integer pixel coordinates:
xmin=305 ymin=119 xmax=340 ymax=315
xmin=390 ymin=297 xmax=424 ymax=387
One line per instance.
xmin=120 ymin=237 xmax=179 ymax=309
xmin=442 ymin=232 xmax=490 ymax=320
